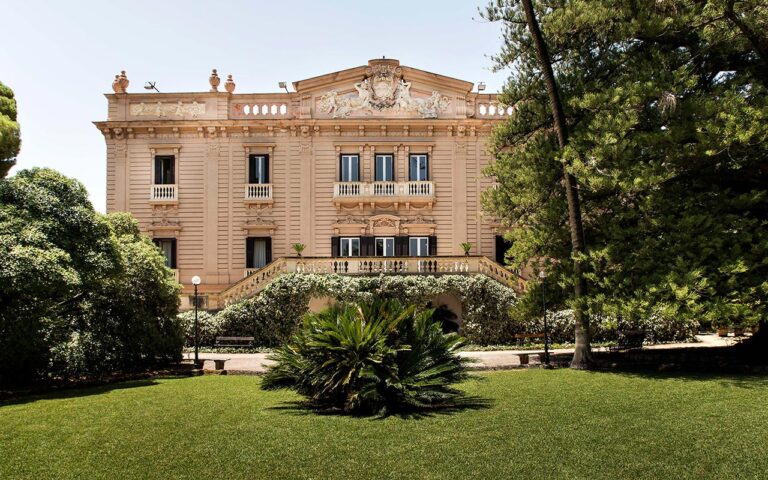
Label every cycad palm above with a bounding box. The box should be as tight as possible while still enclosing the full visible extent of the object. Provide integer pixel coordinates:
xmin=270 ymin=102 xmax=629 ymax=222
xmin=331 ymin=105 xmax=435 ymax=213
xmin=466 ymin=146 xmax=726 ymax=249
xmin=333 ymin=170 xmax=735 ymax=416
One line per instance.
xmin=263 ymin=299 xmax=470 ymax=414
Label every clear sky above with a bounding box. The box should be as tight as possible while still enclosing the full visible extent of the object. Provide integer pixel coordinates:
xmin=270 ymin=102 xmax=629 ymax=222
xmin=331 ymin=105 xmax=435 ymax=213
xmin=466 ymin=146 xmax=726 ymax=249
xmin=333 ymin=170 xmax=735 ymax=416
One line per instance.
xmin=2 ymin=0 xmax=509 ymax=211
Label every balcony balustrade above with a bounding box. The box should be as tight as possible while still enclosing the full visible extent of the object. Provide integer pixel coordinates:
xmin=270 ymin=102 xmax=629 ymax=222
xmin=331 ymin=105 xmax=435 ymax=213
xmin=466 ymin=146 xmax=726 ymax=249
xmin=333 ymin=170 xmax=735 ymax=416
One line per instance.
xmin=333 ymin=181 xmax=435 ymax=209
xmin=221 ymin=255 xmax=525 ymax=305
xmin=150 ymin=184 xmax=177 ymax=203
xmin=244 ymin=183 xmax=273 ymax=205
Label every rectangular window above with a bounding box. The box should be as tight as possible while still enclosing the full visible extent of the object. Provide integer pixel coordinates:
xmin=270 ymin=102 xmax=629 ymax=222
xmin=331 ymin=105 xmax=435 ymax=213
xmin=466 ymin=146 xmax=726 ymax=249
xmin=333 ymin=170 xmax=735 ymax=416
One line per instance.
xmin=340 ymin=154 xmax=360 ymax=182
xmin=248 ymin=154 xmax=269 ymax=184
xmin=375 ymin=237 xmax=395 ymax=257
xmin=153 ymin=238 xmax=177 ymax=269
xmin=409 ymin=237 xmax=429 ymax=257
xmin=246 ymin=237 xmax=272 ymax=269
xmin=154 ymin=155 xmax=175 ymax=185
xmin=340 ymin=237 xmax=361 ymax=257
xmin=409 ymin=154 xmax=428 ymax=181
xmin=375 ymin=154 xmax=394 ymax=182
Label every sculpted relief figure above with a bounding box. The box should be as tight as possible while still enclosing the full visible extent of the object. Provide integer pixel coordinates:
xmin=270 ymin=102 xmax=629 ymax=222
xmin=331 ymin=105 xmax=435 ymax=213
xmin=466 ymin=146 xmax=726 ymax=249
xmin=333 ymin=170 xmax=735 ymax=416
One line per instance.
xmin=353 ymin=82 xmax=372 ymax=109
xmin=318 ymin=67 xmax=450 ymax=119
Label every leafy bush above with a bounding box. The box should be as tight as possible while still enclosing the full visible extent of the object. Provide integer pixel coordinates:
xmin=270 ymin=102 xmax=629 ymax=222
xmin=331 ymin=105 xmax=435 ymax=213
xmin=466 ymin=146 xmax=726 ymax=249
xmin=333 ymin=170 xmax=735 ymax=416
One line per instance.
xmin=510 ymin=303 xmax=697 ymax=344
xmin=216 ymin=273 xmax=519 ymax=346
xmin=0 ymin=170 xmax=182 ymax=385
xmin=262 ymin=300 xmax=470 ymax=415
xmin=177 ymin=311 xmax=222 ymax=347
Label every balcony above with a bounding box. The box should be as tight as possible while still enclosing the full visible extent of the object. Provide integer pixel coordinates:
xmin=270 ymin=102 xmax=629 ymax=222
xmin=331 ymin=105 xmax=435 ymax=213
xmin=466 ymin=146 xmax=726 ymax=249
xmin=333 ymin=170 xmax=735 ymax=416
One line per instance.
xmin=332 ymin=181 xmax=435 ymax=209
xmin=244 ymin=183 xmax=273 ymax=206
xmin=150 ymin=184 xmax=177 ymax=204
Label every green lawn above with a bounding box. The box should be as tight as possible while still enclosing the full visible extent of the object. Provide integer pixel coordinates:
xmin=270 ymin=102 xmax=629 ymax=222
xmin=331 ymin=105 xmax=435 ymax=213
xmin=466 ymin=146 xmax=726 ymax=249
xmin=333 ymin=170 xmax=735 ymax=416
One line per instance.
xmin=2 ymin=370 xmax=767 ymax=480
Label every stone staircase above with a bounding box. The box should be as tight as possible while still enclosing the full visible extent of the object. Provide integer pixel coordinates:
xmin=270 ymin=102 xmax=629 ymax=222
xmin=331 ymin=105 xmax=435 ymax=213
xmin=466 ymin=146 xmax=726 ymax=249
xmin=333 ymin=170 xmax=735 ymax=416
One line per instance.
xmin=218 ymin=255 xmax=526 ymax=307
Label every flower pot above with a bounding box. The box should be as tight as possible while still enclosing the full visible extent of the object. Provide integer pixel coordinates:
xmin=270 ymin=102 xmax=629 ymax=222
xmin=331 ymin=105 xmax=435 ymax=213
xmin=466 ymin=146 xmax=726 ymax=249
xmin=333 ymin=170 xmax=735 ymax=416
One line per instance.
xmin=734 ymin=327 xmax=745 ymax=337
xmin=716 ymin=328 xmax=729 ymax=337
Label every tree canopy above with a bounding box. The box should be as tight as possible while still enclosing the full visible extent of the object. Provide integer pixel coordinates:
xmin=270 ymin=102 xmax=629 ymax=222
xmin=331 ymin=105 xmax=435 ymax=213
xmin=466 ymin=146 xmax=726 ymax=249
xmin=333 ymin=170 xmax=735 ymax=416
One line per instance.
xmin=482 ymin=1 xmax=768 ymax=334
xmin=0 ymin=81 xmax=20 ymax=178
xmin=0 ymin=169 xmax=182 ymax=385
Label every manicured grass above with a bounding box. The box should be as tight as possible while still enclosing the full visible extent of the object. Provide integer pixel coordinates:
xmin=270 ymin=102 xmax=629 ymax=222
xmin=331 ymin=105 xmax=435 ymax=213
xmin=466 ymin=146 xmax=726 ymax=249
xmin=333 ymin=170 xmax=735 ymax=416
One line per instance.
xmin=2 ymin=370 xmax=767 ymax=479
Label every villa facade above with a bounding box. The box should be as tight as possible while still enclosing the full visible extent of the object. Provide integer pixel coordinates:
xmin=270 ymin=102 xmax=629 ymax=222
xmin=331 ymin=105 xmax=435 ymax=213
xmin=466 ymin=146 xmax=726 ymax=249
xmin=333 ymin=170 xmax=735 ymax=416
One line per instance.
xmin=95 ymin=59 xmax=519 ymax=310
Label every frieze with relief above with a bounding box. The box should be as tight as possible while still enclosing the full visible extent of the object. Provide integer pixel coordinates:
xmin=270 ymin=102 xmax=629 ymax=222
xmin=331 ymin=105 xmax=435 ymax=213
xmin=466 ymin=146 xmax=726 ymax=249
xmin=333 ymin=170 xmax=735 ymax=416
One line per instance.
xmin=130 ymin=101 xmax=206 ymax=118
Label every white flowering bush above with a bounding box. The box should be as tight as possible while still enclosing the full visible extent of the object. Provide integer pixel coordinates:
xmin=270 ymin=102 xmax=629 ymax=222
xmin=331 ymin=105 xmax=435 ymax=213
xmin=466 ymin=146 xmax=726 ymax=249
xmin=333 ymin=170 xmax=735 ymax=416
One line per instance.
xmin=216 ymin=274 xmax=519 ymax=346
xmin=512 ymin=309 xmax=696 ymax=344
xmin=177 ymin=311 xmax=222 ymax=347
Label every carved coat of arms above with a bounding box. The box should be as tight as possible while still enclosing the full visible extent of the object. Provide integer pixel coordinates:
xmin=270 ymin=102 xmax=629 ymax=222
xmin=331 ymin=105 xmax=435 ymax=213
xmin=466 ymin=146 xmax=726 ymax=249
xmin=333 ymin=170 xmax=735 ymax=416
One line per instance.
xmin=367 ymin=63 xmax=400 ymax=109
xmin=319 ymin=63 xmax=450 ymax=119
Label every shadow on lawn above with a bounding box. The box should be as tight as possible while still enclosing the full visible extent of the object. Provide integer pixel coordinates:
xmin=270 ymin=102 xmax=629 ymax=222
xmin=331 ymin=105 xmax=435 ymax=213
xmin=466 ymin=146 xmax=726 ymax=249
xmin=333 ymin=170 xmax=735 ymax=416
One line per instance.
xmin=584 ymin=369 xmax=768 ymax=390
xmin=0 ymin=378 xmax=161 ymax=407
xmin=269 ymin=395 xmax=493 ymax=420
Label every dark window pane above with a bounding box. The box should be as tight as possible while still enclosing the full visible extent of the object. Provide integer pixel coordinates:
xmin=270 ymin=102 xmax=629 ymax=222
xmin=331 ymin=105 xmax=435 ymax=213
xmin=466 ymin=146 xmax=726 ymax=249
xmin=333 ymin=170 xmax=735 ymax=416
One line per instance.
xmin=153 ymin=238 xmax=176 ymax=268
xmin=154 ymin=156 xmax=175 ymax=184
xmin=249 ymin=155 xmax=269 ymax=184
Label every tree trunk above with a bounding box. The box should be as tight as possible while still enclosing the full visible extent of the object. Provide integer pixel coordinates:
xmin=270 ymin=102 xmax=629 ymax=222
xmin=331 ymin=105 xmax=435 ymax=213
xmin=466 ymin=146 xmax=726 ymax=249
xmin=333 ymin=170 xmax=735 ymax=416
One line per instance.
xmin=521 ymin=0 xmax=592 ymax=368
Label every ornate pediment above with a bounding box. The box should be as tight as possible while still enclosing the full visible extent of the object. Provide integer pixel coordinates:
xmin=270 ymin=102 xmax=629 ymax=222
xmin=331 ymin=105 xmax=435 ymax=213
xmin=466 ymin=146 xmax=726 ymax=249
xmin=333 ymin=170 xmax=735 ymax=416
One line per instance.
xmin=243 ymin=213 xmax=277 ymax=235
xmin=402 ymin=215 xmax=436 ymax=236
xmin=148 ymin=214 xmax=182 ymax=236
xmin=331 ymin=214 xmax=436 ymax=236
xmin=318 ymin=79 xmax=450 ymax=119
xmin=312 ymin=59 xmax=453 ymax=119
xmin=332 ymin=215 xmax=368 ymax=235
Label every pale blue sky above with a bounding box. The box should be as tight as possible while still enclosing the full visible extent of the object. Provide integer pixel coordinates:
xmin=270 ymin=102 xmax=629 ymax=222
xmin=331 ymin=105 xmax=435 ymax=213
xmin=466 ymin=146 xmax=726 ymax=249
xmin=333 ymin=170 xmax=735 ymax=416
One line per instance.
xmin=2 ymin=0 xmax=508 ymax=211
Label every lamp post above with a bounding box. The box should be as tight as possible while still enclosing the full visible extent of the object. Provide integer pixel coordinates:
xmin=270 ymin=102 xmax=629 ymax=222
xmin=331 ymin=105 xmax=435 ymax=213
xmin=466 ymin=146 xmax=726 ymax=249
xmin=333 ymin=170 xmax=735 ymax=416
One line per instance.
xmin=539 ymin=269 xmax=551 ymax=367
xmin=191 ymin=275 xmax=201 ymax=367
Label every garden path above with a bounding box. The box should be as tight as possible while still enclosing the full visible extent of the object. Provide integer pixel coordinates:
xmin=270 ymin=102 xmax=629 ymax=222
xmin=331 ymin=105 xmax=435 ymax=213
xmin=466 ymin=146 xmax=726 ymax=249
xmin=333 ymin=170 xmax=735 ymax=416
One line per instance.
xmin=183 ymin=334 xmax=733 ymax=373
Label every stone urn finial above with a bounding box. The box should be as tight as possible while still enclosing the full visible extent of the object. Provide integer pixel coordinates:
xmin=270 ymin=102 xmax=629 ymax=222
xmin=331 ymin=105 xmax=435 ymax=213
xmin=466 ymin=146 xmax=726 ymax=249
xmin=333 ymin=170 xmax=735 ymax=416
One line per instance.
xmin=209 ymin=69 xmax=220 ymax=92
xmin=225 ymin=74 xmax=236 ymax=93
xmin=111 ymin=74 xmax=121 ymax=93
xmin=117 ymin=71 xmax=129 ymax=92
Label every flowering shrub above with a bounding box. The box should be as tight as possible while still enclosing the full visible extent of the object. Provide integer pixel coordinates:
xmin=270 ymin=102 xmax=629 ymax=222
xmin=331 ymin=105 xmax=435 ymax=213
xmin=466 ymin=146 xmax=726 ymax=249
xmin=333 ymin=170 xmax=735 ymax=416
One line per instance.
xmin=216 ymin=273 xmax=519 ymax=346
xmin=512 ymin=309 xmax=696 ymax=344
xmin=177 ymin=311 xmax=223 ymax=347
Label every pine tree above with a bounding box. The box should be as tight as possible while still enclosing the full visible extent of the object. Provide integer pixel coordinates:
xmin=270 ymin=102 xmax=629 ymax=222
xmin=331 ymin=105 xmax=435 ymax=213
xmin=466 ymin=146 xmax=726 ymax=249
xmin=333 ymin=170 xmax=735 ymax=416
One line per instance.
xmin=482 ymin=1 xmax=768 ymax=348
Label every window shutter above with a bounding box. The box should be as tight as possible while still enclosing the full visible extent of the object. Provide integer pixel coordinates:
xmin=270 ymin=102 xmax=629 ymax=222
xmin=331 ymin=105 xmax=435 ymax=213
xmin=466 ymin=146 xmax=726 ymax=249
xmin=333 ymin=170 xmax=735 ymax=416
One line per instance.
xmin=246 ymin=237 xmax=254 ymax=268
xmin=168 ymin=156 xmax=175 ymax=184
xmin=396 ymin=236 xmax=409 ymax=256
xmin=265 ymin=237 xmax=272 ymax=264
xmin=248 ymin=155 xmax=256 ymax=184
xmin=264 ymin=155 xmax=270 ymax=183
xmin=154 ymin=157 xmax=162 ymax=185
xmin=361 ymin=236 xmax=374 ymax=257
xmin=171 ymin=239 xmax=177 ymax=269
xmin=428 ymin=236 xmax=437 ymax=256
xmin=331 ymin=236 xmax=340 ymax=257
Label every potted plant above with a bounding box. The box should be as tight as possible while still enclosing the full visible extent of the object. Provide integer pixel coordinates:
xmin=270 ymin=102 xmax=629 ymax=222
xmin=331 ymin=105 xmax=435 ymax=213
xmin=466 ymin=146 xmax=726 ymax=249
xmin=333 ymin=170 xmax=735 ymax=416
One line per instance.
xmin=292 ymin=243 xmax=305 ymax=258
xmin=733 ymin=322 xmax=745 ymax=337
xmin=460 ymin=242 xmax=473 ymax=256
xmin=713 ymin=317 xmax=731 ymax=337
